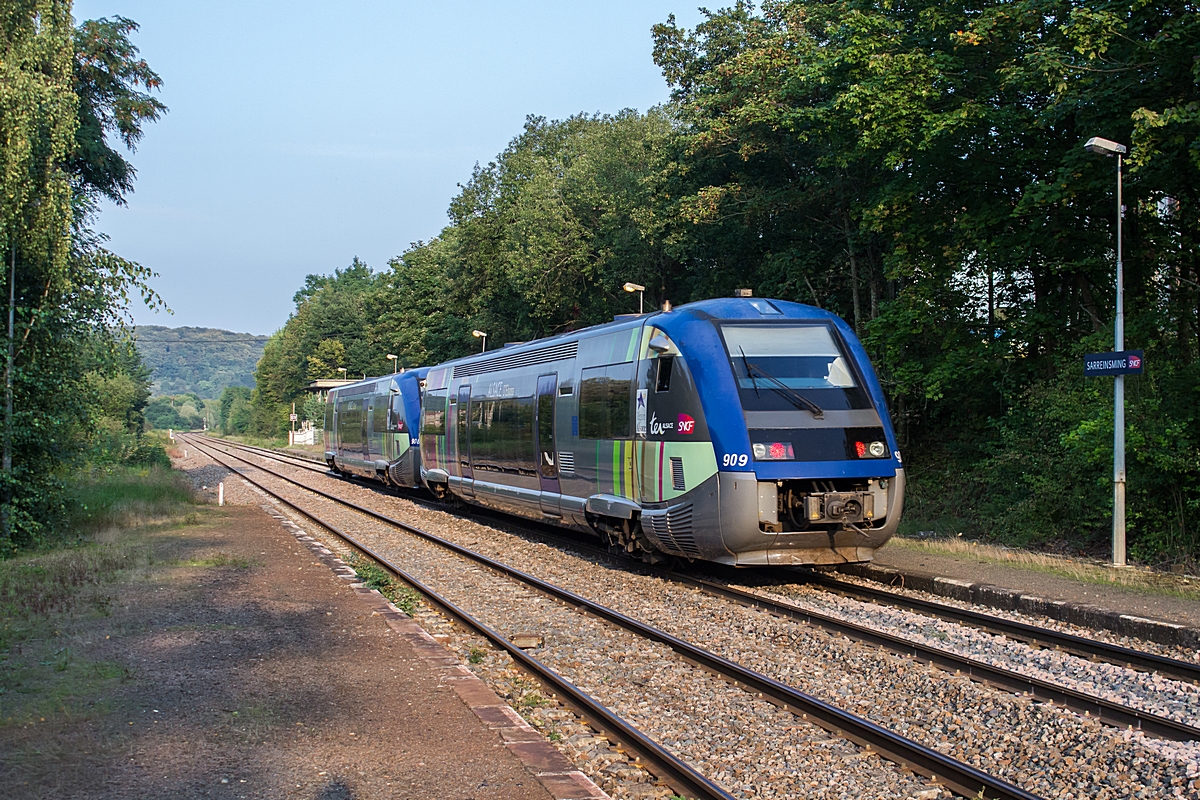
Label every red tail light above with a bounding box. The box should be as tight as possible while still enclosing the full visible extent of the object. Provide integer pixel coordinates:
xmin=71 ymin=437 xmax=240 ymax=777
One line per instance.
xmin=752 ymin=442 xmax=795 ymax=461
xmin=854 ymin=440 xmax=867 ymax=458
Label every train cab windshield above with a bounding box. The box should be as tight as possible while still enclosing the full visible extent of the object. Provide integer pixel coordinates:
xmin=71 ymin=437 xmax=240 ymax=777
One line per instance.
xmin=720 ymin=323 xmax=873 ymax=412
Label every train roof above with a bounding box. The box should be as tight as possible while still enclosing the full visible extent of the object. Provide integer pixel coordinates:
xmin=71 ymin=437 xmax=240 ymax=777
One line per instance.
xmin=434 ymin=295 xmax=840 ymax=375
xmin=326 ymin=367 xmax=429 ymax=398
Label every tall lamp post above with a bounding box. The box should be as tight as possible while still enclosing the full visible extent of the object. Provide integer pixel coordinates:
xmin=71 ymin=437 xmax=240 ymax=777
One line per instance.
xmin=472 ymin=329 xmax=488 ymax=352
xmin=386 ymin=353 xmax=398 ymax=374
xmin=337 ymin=367 xmax=347 ymax=381
xmin=1084 ymin=135 xmax=1128 ymax=567
xmin=623 ymin=282 xmax=646 ymax=314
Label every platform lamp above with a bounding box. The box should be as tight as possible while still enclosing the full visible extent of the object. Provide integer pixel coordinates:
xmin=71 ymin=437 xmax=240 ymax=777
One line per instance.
xmin=623 ymin=282 xmax=646 ymax=314
xmin=472 ymin=329 xmax=488 ymax=352
xmin=386 ymin=353 xmax=398 ymax=374
xmin=1084 ymin=135 xmax=1129 ymax=567
xmin=336 ymin=367 xmax=347 ymax=381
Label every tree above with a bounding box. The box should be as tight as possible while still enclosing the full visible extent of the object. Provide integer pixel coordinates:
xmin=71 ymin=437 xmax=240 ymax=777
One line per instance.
xmin=70 ymin=16 xmax=166 ymax=206
xmin=0 ymin=5 xmax=166 ymax=551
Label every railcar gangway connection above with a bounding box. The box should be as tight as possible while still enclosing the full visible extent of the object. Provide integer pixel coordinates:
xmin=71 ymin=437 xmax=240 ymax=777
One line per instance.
xmin=184 ymin=433 xmax=1045 ymax=800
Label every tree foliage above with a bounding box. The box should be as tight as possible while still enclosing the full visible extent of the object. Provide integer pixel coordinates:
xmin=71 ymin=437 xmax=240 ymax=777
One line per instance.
xmin=256 ymin=1 xmax=1199 ymax=564
xmin=0 ymin=5 xmax=167 ymax=552
xmin=135 ymin=325 xmax=268 ymax=398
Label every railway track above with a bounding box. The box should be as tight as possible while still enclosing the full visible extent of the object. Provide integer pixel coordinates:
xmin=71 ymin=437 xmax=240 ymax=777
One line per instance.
xmin=790 ymin=572 xmax=1200 ymax=685
xmin=185 ymin=434 xmax=1044 ymax=800
xmin=185 ymin=437 xmax=732 ymax=800
xmin=195 ymin=437 xmax=1200 ymax=739
xmin=202 ymin=437 xmax=1200 ymax=693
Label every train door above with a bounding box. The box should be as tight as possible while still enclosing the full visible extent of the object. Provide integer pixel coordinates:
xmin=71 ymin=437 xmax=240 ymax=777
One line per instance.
xmin=456 ymin=384 xmax=473 ymax=497
xmin=536 ymin=374 xmax=560 ymax=515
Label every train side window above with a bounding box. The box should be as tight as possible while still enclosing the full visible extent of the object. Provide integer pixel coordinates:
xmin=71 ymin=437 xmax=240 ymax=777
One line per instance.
xmin=422 ymin=390 xmax=447 ymax=435
xmin=579 ymin=362 xmax=633 ymax=439
xmin=372 ymin=400 xmax=388 ymax=433
xmin=605 ymin=362 xmax=633 ymax=438
xmin=339 ymin=400 xmax=362 ymax=445
xmin=655 ymin=356 xmax=674 ymax=392
xmin=389 ymin=393 xmax=407 ymax=433
xmin=579 ymin=367 xmax=610 ymax=439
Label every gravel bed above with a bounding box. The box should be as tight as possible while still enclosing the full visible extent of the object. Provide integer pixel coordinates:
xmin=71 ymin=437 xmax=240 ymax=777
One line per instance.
xmin=174 ymin=446 xmax=260 ymax=505
xmin=220 ymin=448 xmax=1200 ymax=797
xmin=180 ymin=447 xmax=676 ymax=800
xmin=815 ymin=571 xmax=1200 ymax=665
xmin=222 ymin=460 xmax=942 ymax=798
xmin=719 ymin=581 xmax=1200 ymax=727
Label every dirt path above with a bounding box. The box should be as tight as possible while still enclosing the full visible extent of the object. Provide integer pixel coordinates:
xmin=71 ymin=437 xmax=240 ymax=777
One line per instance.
xmin=1 ymin=502 xmax=555 ymax=799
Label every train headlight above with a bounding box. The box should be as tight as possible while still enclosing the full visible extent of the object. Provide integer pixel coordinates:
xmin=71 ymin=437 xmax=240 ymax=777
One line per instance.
xmin=854 ymin=440 xmax=888 ymax=458
xmin=752 ymin=442 xmax=794 ymax=460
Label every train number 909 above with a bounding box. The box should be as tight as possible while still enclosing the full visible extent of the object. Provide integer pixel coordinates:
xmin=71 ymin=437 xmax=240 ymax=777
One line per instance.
xmin=721 ymin=453 xmax=749 ymax=468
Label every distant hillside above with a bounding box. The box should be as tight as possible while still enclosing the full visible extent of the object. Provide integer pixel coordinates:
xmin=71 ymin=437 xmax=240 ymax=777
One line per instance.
xmin=135 ymin=326 xmax=269 ymax=399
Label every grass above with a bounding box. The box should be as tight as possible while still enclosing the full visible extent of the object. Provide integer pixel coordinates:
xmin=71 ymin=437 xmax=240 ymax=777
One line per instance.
xmin=888 ymin=534 xmax=1200 ymax=601
xmin=203 ymin=432 xmax=289 ymax=449
xmin=207 ymin=431 xmax=326 ymax=457
xmin=1 ymin=467 xmax=199 ymax=652
xmin=71 ymin=465 xmax=196 ymax=533
xmin=0 ymin=546 xmax=135 ymax=623
xmin=348 ymin=557 xmax=422 ymax=615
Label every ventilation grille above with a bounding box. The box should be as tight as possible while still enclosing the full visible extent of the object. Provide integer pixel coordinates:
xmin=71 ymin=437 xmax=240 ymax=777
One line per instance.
xmin=388 ymin=455 xmax=415 ymax=488
xmin=644 ymin=504 xmax=699 ymax=557
xmin=452 ymin=341 xmax=578 ymax=378
xmin=670 ymin=457 xmax=685 ymax=491
xmin=558 ymin=451 xmax=575 ymax=475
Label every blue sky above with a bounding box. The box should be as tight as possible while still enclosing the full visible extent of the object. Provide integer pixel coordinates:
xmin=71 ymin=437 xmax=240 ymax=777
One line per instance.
xmin=73 ymin=1 xmax=705 ymax=335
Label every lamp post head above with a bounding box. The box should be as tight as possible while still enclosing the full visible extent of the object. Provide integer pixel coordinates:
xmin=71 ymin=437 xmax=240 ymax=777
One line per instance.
xmin=1084 ymin=137 xmax=1127 ymax=157
xmin=623 ymin=282 xmax=645 ymax=293
xmin=471 ymin=330 xmax=486 ymax=338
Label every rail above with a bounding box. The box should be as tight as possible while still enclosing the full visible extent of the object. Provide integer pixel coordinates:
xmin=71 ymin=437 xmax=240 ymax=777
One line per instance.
xmin=203 ymin=437 xmax=1200 ymax=737
xmin=185 ymin=435 xmax=734 ymax=800
xmin=802 ymin=572 xmax=1200 ymax=685
xmin=185 ymin=434 xmax=1044 ymax=800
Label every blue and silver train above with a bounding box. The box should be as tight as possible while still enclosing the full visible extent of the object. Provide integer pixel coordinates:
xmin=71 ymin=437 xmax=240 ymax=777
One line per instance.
xmin=324 ymin=367 xmax=428 ymax=488
xmin=325 ymin=295 xmax=904 ymax=566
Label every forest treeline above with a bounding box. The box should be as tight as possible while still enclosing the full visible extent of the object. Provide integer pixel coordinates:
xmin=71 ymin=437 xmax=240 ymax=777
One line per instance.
xmin=135 ymin=326 xmax=269 ymax=398
xmin=0 ymin=7 xmax=167 ymax=552
xmin=242 ymin=0 xmax=1198 ymax=565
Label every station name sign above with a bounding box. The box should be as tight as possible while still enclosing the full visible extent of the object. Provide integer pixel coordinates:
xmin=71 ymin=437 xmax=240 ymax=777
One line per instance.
xmin=1083 ymin=349 xmax=1144 ymax=377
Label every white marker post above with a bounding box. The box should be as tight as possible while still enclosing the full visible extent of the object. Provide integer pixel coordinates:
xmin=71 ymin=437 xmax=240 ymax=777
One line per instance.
xmin=218 ymin=482 xmax=224 ymax=507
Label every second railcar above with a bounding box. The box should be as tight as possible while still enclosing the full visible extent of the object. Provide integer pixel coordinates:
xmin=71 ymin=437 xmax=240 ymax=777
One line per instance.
xmin=324 ymin=368 xmax=428 ymax=488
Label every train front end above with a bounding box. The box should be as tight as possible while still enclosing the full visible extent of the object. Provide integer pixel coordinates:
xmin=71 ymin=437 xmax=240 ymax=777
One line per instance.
xmin=646 ymin=298 xmax=904 ymax=566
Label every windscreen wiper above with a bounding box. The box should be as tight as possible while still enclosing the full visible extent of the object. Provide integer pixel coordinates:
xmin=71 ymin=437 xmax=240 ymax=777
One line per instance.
xmin=739 ymin=347 xmax=761 ymax=398
xmin=744 ymin=359 xmax=824 ymax=419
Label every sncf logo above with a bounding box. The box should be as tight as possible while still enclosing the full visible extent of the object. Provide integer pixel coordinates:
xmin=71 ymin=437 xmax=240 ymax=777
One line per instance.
xmin=677 ymin=414 xmax=695 ymax=434
xmin=1128 ymin=354 xmax=1142 ymax=369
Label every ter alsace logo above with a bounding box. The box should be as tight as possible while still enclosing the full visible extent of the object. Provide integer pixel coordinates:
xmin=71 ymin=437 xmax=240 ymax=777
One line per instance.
xmin=677 ymin=413 xmax=695 ymax=434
